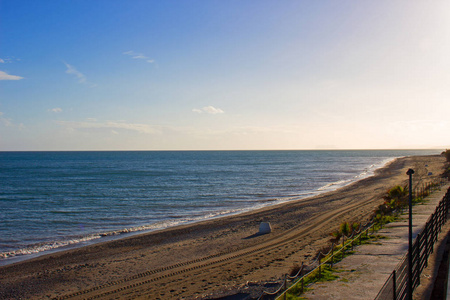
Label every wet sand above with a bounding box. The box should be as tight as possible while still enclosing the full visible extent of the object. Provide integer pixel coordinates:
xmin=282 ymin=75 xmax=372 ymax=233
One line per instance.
xmin=0 ymin=154 xmax=446 ymax=299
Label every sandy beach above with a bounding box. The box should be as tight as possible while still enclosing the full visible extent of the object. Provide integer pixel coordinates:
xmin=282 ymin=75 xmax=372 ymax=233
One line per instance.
xmin=0 ymin=154 xmax=447 ymax=300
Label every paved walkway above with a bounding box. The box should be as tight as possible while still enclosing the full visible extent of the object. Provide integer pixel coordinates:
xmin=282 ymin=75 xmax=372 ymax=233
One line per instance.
xmin=301 ymin=183 xmax=450 ymax=300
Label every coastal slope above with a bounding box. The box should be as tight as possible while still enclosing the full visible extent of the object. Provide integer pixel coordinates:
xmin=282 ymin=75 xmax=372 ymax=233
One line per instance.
xmin=0 ymin=155 xmax=446 ymax=299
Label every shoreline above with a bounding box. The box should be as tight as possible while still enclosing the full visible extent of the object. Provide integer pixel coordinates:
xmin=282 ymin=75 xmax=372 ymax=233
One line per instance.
xmin=0 ymin=154 xmax=447 ymax=299
xmin=0 ymin=155 xmax=397 ymax=266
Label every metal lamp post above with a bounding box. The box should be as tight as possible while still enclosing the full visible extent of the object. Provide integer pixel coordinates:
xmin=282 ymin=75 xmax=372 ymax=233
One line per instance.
xmin=406 ymin=168 xmax=415 ymax=300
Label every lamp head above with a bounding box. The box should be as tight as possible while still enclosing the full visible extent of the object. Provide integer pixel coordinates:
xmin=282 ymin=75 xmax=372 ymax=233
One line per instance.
xmin=406 ymin=169 xmax=415 ymax=175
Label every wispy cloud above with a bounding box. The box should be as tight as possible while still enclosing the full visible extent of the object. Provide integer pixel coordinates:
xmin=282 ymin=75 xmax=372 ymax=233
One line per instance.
xmin=49 ymin=108 xmax=63 ymax=113
xmin=192 ymin=106 xmax=225 ymax=114
xmin=64 ymin=62 xmax=86 ymax=83
xmin=0 ymin=57 xmax=20 ymax=64
xmin=0 ymin=111 xmax=13 ymax=126
xmin=123 ymin=51 xmax=155 ymax=63
xmin=56 ymin=120 xmax=163 ymax=135
xmin=0 ymin=111 xmax=25 ymax=129
xmin=63 ymin=62 xmax=97 ymax=87
xmin=0 ymin=70 xmax=24 ymax=80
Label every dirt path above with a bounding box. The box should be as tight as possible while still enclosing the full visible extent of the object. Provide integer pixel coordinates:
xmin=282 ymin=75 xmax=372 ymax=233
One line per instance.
xmin=301 ymin=183 xmax=450 ymax=300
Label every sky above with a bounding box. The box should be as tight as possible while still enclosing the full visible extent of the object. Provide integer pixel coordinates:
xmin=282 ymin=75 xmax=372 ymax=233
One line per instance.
xmin=1 ymin=0 xmax=450 ymax=151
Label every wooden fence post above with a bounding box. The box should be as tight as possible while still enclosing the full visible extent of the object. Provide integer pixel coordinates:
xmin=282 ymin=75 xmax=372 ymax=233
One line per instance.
xmin=393 ymin=270 xmax=397 ymax=300
xmin=331 ymin=247 xmax=334 ymax=269
xmin=424 ymin=223 xmax=428 ymax=268
xmin=318 ymin=256 xmax=321 ymax=278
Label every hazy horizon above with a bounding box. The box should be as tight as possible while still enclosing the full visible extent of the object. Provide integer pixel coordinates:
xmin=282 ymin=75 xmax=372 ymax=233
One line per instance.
xmin=0 ymin=148 xmax=446 ymax=153
xmin=1 ymin=1 xmax=450 ymax=151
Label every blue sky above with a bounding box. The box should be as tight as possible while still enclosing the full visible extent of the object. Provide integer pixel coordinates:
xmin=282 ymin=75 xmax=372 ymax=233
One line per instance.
xmin=1 ymin=1 xmax=449 ymax=150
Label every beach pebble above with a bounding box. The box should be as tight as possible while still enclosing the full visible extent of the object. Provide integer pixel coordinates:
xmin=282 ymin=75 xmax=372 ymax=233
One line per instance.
xmin=259 ymin=222 xmax=272 ymax=234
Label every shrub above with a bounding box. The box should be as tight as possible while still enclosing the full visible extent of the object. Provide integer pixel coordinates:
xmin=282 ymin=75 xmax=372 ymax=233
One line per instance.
xmin=442 ymin=149 xmax=450 ymax=162
xmin=442 ymin=165 xmax=450 ymax=179
xmin=329 ymin=230 xmax=342 ymax=244
xmin=386 ymin=185 xmax=407 ymax=200
xmin=382 ymin=185 xmax=408 ymax=211
xmin=375 ymin=203 xmax=391 ymax=216
xmin=340 ymin=222 xmax=351 ymax=236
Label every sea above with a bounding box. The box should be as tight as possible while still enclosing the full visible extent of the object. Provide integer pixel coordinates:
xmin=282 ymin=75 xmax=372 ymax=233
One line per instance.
xmin=0 ymin=149 xmax=441 ymax=265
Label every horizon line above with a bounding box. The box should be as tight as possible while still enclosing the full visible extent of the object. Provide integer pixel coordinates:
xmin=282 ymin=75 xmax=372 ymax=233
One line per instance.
xmin=0 ymin=148 xmax=446 ymax=153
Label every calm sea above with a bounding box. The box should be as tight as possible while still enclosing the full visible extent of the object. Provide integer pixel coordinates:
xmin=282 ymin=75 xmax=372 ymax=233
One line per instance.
xmin=0 ymin=150 xmax=440 ymax=265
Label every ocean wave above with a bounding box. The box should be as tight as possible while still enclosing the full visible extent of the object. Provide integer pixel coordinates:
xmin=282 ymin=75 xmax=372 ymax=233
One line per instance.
xmin=317 ymin=158 xmax=396 ymax=192
xmin=0 ymin=209 xmax=243 ymax=261
xmin=317 ymin=179 xmax=353 ymax=191
xmin=0 ymin=235 xmax=102 ymax=259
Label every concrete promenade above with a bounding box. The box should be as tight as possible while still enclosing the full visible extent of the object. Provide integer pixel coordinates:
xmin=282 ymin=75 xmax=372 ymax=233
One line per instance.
xmin=301 ymin=183 xmax=450 ymax=300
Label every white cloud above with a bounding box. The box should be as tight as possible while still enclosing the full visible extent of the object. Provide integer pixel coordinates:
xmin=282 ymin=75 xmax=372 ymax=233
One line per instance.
xmin=63 ymin=62 xmax=97 ymax=87
xmin=204 ymin=106 xmax=225 ymax=114
xmin=64 ymin=62 xmax=86 ymax=83
xmin=49 ymin=108 xmax=63 ymax=113
xmin=192 ymin=106 xmax=225 ymax=114
xmin=0 ymin=70 xmax=24 ymax=80
xmin=123 ymin=51 xmax=155 ymax=63
xmin=56 ymin=120 xmax=162 ymax=135
xmin=0 ymin=57 xmax=18 ymax=64
xmin=132 ymin=54 xmax=147 ymax=59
